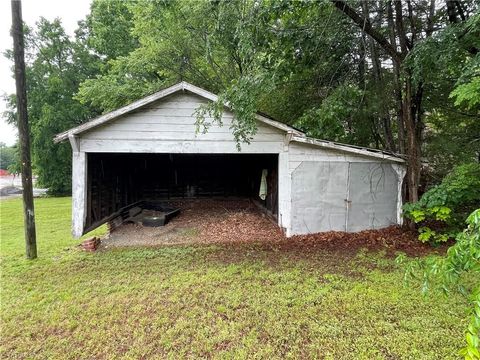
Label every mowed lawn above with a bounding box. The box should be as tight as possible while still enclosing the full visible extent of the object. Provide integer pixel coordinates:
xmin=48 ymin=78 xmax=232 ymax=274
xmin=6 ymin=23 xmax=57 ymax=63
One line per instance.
xmin=0 ymin=197 xmax=470 ymax=359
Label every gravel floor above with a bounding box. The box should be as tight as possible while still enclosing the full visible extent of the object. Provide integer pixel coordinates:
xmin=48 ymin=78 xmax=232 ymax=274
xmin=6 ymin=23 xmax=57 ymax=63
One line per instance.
xmin=100 ymin=199 xmax=283 ymax=249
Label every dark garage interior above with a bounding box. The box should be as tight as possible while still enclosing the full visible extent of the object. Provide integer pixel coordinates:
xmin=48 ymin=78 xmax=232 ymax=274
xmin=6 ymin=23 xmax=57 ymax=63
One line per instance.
xmin=85 ymin=153 xmax=278 ymax=232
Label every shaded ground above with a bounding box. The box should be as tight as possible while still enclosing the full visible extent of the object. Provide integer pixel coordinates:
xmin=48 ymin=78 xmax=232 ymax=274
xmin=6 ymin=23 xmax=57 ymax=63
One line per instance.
xmin=103 ymin=199 xmax=447 ymax=257
xmin=1 ymin=197 xmax=468 ymax=359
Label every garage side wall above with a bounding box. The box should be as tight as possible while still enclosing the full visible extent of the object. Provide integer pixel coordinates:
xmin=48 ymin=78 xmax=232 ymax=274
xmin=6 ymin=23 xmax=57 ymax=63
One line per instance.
xmin=288 ymin=143 xmax=404 ymax=235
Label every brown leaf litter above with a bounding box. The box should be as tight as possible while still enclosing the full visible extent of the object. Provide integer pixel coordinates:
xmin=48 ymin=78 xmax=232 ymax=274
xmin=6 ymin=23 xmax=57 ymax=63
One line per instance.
xmin=100 ymin=199 xmax=448 ymax=257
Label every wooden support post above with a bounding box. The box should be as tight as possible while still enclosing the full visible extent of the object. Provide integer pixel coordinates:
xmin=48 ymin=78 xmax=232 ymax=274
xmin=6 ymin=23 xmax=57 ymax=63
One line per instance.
xmin=11 ymin=0 xmax=37 ymax=259
xmin=391 ymin=164 xmax=407 ymax=225
xmin=72 ymin=151 xmax=87 ymax=238
xmin=277 ymin=152 xmax=291 ymax=236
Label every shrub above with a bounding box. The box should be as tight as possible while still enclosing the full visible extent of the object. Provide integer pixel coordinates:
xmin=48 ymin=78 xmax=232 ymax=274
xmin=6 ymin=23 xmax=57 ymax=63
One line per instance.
xmin=403 ymin=163 xmax=480 ymax=243
xmin=398 ymin=209 xmax=480 ymax=359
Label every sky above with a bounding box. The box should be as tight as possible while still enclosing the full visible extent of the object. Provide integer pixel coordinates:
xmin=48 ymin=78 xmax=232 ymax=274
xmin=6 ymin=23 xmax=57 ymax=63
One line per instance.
xmin=0 ymin=0 xmax=92 ymax=146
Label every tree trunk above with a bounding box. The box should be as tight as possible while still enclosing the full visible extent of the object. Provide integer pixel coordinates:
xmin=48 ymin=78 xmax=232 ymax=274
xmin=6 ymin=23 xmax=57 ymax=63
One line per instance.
xmin=393 ymin=64 xmax=405 ymax=154
xmin=402 ymin=73 xmax=421 ymax=203
xmin=386 ymin=0 xmax=405 ymax=154
xmin=332 ymin=0 xmax=423 ymax=202
xmin=363 ymin=0 xmax=396 ymax=152
xmin=446 ymin=0 xmax=460 ymax=23
xmin=370 ymin=39 xmax=396 ymax=152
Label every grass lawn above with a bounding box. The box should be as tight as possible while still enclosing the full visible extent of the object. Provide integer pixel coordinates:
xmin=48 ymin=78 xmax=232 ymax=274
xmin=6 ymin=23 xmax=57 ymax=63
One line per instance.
xmin=0 ymin=197 xmax=470 ymax=359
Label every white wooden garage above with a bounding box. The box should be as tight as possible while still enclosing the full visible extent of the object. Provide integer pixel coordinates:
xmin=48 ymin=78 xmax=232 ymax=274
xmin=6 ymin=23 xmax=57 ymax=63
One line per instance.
xmin=55 ymin=81 xmax=406 ymax=238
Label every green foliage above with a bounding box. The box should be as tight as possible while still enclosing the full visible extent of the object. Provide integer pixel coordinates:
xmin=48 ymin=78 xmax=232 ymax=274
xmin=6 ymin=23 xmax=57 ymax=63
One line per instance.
xmin=465 ymin=287 xmax=480 ymax=360
xmin=196 ymin=73 xmax=277 ymax=147
xmin=416 ymin=163 xmax=480 ymax=209
xmin=423 ymin=110 xmax=480 ymax=183
xmin=449 ymin=13 xmax=480 ymax=111
xmin=76 ymin=0 xmax=380 ymax=149
xmin=75 ymin=0 xmax=153 ymax=112
xmin=78 ymin=0 xmax=284 ymax=142
xmin=5 ymin=0 xmax=479 ymax=197
xmin=294 ymin=84 xmax=371 ymax=144
xmin=398 ymin=209 xmax=480 ymax=359
xmin=0 ymin=143 xmax=17 ymax=170
xmin=86 ymin=0 xmax=138 ymax=60
xmin=457 ymin=211 xmax=480 ymax=360
xmin=405 ymin=9 xmax=480 ymax=181
xmin=451 ymin=72 xmax=480 ymax=110
xmin=5 ymin=144 xmax=21 ymax=175
xmin=404 ymin=164 xmax=480 ymax=243
xmin=4 ymin=18 xmax=102 ymax=195
xmin=75 ymin=55 xmax=166 ymax=112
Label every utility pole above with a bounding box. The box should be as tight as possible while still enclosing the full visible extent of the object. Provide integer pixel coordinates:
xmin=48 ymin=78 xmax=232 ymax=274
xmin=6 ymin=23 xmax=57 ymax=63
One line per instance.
xmin=11 ymin=0 xmax=37 ymax=259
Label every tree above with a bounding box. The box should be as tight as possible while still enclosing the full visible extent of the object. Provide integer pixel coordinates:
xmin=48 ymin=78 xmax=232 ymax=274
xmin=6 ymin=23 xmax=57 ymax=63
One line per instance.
xmin=14 ymin=0 xmax=476 ymax=198
xmin=0 ymin=143 xmax=16 ymax=170
xmin=85 ymin=0 xmax=138 ymax=61
xmin=408 ymin=9 xmax=480 ymax=182
xmin=330 ymin=0 xmax=426 ymax=203
xmin=4 ymin=18 xmax=102 ymax=194
xmin=331 ymin=0 xmax=479 ymax=203
xmin=77 ymin=0 xmax=380 ymax=145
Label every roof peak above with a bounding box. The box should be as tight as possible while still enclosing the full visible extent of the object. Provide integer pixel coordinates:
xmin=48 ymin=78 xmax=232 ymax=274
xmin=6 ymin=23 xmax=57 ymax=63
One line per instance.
xmin=54 ymin=81 xmax=302 ymax=143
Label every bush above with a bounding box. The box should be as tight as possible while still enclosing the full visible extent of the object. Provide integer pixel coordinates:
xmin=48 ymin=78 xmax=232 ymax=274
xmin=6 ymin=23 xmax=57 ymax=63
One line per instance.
xmin=398 ymin=209 xmax=480 ymax=358
xmin=403 ymin=163 xmax=480 ymax=243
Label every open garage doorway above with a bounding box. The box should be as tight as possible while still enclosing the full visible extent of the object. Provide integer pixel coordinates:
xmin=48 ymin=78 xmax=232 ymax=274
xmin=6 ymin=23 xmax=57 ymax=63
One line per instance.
xmin=84 ymin=153 xmax=279 ymax=234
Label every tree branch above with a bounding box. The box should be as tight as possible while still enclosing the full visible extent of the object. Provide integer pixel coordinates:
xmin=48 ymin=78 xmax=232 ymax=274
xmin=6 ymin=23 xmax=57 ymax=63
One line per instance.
xmin=426 ymin=0 xmax=436 ymax=36
xmin=455 ymin=1 xmax=466 ymax=21
xmin=446 ymin=0 xmax=459 ymax=23
xmin=394 ymin=0 xmax=409 ymax=54
xmin=331 ymin=0 xmax=403 ymax=63
xmin=406 ymin=0 xmax=416 ymax=48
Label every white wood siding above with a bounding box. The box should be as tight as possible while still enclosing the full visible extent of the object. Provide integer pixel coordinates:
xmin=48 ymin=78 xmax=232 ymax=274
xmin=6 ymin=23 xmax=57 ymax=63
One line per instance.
xmin=80 ymin=93 xmax=286 ymax=154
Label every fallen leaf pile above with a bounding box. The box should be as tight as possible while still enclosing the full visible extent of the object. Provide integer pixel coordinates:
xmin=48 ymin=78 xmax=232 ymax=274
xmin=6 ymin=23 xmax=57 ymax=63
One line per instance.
xmin=198 ymin=210 xmax=283 ymax=243
xmin=289 ymin=226 xmax=448 ymax=257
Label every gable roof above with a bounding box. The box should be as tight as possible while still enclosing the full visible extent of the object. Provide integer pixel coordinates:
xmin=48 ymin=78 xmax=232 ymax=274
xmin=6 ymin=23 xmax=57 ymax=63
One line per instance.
xmin=54 ymin=81 xmax=404 ymax=163
xmin=291 ymin=135 xmax=405 ymax=163
xmin=54 ymin=81 xmax=303 ymax=143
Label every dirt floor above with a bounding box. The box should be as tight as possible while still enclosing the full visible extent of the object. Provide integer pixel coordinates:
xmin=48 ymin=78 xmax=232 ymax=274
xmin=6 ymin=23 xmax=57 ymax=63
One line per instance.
xmin=100 ymin=199 xmax=449 ymax=257
xmin=101 ymin=199 xmax=282 ymax=249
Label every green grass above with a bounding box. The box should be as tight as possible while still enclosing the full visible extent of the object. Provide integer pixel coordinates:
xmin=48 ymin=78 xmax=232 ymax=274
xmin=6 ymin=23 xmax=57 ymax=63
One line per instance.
xmin=0 ymin=197 xmax=470 ymax=359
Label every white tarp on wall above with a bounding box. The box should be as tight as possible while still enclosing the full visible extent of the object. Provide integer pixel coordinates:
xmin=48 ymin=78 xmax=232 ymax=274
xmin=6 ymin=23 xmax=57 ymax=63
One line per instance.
xmin=291 ymin=161 xmax=401 ymax=234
